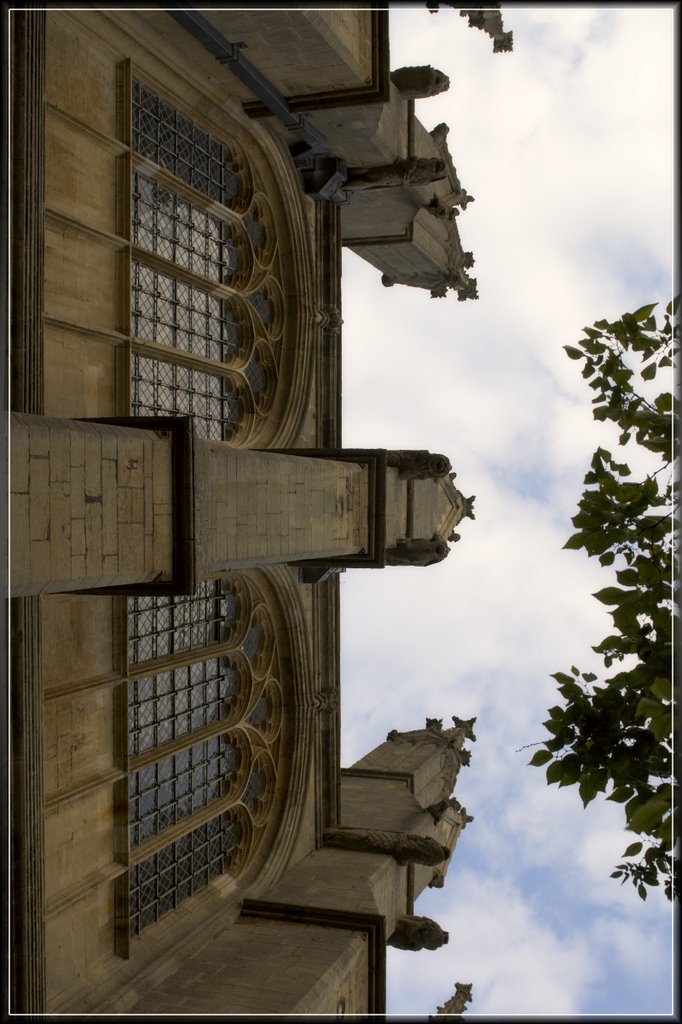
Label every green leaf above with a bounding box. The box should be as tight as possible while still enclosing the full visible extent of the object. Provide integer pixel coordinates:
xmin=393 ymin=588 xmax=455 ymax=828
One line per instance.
xmin=564 ymin=345 xmax=584 ymax=360
xmin=650 ymin=677 xmax=672 ymax=702
xmin=546 ymin=760 xmax=565 ymax=785
xmin=563 ymin=532 xmax=588 ymax=551
xmin=558 ymin=681 xmax=583 ymax=701
xmin=623 ymin=842 xmax=643 ymax=857
xmin=649 ymin=711 xmax=671 ymax=743
xmin=655 ymin=393 xmax=672 ymax=412
xmin=638 ymin=883 xmax=648 ymax=901
xmin=635 ymin=696 xmax=661 ymax=720
xmin=628 ymin=795 xmax=669 ymax=834
xmin=641 ymin=362 xmax=657 ymax=381
xmin=557 ymin=755 xmax=581 ymax=787
xmin=607 ymin=786 xmax=633 ymax=803
xmin=550 ymin=672 xmax=575 ymax=687
xmin=593 ymin=586 xmax=627 ymax=605
xmin=632 ymin=303 xmax=658 ymax=321
xmin=529 ymin=749 xmax=553 ymax=767
xmin=579 ymin=778 xmax=598 ymax=807
xmin=616 ymin=568 xmax=638 ymax=586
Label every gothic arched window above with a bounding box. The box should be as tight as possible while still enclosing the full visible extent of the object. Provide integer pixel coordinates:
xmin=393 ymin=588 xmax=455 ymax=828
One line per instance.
xmin=128 ymin=79 xmax=285 ymax=446
xmin=121 ymin=573 xmax=283 ymax=941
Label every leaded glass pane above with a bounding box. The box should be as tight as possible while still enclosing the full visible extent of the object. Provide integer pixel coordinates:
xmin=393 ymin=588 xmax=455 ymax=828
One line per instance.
xmin=242 ymin=625 xmax=263 ymax=665
xmin=243 ymin=212 xmax=264 ymax=250
xmin=247 ymin=291 xmax=273 ymax=325
xmin=128 ymin=660 xmax=238 ymax=757
xmin=247 ymin=695 xmax=269 ymax=728
xmin=243 ymin=769 xmax=264 ymax=809
xmin=243 ymin=359 xmax=266 ymax=395
xmin=132 ymin=172 xmax=240 ymax=283
xmin=131 ymin=261 xmax=241 ymax=362
xmin=129 ymin=814 xmax=238 ymax=936
xmin=131 ymin=353 xmax=242 ymax=440
xmin=132 ymin=81 xmax=239 ymax=204
xmin=128 ymin=580 xmax=235 ymax=665
xmin=129 ymin=736 xmax=235 ymax=847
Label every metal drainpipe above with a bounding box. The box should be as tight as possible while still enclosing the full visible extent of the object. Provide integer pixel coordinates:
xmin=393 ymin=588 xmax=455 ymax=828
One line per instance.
xmin=167 ymin=7 xmax=349 ymax=202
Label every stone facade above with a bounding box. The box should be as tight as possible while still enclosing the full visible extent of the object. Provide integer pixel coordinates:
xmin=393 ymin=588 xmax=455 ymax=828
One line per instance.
xmin=8 ymin=7 xmax=480 ymax=1017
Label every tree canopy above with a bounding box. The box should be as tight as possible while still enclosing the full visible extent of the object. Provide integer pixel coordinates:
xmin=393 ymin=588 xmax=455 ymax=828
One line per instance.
xmin=530 ymin=299 xmax=678 ymax=901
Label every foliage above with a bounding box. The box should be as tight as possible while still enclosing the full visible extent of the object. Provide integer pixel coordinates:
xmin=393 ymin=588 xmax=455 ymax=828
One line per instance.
xmin=530 ymin=299 xmax=678 ymax=901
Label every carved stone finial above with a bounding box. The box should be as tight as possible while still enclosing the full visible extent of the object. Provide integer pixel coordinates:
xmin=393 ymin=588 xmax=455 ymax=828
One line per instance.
xmin=452 ymin=715 xmax=477 ymax=741
xmin=323 ymin=827 xmax=450 ymax=866
xmin=391 ymin=65 xmax=450 ymax=99
xmin=426 ymin=795 xmax=475 ymax=826
xmin=388 ymin=914 xmax=449 ymax=951
xmin=430 ymin=981 xmax=474 ymax=1020
xmin=388 ymin=721 xmax=463 ymax=749
xmin=459 ymin=7 xmax=513 ymax=52
xmin=494 ymin=31 xmax=514 ymax=52
xmin=456 ymin=277 xmax=478 ymax=301
xmin=449 ymin=796 xmax=475 ymax=828
xmin=464 ymin=495 xmax=476 ymax=519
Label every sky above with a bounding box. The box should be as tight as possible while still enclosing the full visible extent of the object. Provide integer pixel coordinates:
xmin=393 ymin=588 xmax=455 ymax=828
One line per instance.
xmin=337 ymin=5 xmax=676 ymax=1018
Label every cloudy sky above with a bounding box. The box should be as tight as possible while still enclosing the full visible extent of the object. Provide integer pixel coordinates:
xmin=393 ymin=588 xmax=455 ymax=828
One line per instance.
xmin=337 ymin=5 xmax=675 ymax=1018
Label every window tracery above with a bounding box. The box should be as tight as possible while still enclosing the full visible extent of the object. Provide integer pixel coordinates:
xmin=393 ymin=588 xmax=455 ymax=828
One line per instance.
xmin=128 ymin=78 xmax=287 ymax=445
xmin=119 ymin=72 xmax=301 ymax=950
xmin=123 ymin=573 xmax=284 ymax=940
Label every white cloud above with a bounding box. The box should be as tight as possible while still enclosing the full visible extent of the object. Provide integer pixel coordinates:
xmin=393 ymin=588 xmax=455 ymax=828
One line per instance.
xmin=341 ymin=7 xmax=674 ymax=1018
xmin=387 ymin=872 xmax=597 ymax=1016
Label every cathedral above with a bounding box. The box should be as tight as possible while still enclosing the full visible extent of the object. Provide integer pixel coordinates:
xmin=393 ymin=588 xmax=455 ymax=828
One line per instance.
xmin=8 ymin=6 xmax=509 ymax=1016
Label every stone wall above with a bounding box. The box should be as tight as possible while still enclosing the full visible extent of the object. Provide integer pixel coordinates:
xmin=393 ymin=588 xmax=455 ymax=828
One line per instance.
xmin=196 ymin=444 xmax=370 ymax=572
xmin=128 ymin=918 xmax=369 ymax=1017
xmin=10 ymin=415 xmax=174 ymax=595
